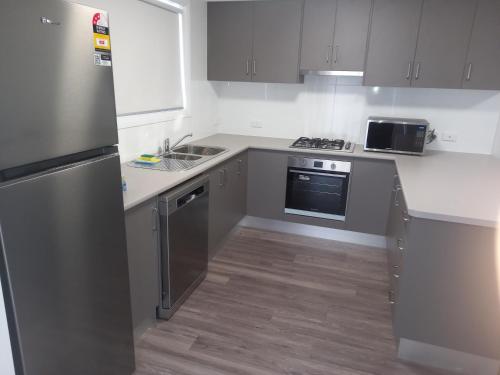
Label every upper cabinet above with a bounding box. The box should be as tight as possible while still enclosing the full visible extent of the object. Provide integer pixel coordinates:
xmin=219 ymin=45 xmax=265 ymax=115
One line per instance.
xmin=365 ymin=0 xmax=477 ymax=89
xmin=364 ymin=0 xmax=424 ymax=87
xmin=412 ymin=0 xmax=476 ymax=89
xmin=207 ymin=0 xmax=500 ymax=90
xmin=207 ymin=1 xmax=303 ymax=84
xmin=300 ymin=0 xmax=372 ymax=73
xmin=207 ymin=2 xmax=254 ymax=82
xmin=462 ymin=0 xmax=500 ymax=90
xmin=252 ymin=0 xmax=304 ymax=83
xmin=299 ymin=0 xmax=337 ymax=71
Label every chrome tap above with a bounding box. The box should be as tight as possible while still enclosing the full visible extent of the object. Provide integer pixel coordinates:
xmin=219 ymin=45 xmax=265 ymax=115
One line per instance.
xmin=163 ymin=133 xmax=193 ymax=155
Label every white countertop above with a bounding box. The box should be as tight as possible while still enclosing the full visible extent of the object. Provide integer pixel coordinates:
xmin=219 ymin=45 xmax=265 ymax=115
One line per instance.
xmin=122 ymin=134 xmax=500 ymax=228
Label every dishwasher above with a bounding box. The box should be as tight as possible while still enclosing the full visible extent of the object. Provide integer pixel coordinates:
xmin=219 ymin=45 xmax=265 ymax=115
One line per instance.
xmin=157 ymin=175 xmax=209 ymax=319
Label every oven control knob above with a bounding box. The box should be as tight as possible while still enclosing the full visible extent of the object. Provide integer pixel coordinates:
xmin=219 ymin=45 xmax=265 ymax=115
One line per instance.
xmin=300 ymin=158 xmax=307 ymax=166
xmin=330 ymin=163 xmax=336 ymax=170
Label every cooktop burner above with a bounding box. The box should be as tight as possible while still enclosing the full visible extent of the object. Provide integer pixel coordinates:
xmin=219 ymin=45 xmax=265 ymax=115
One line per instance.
xmin=290 ymin=137 xmax=354 ymax=152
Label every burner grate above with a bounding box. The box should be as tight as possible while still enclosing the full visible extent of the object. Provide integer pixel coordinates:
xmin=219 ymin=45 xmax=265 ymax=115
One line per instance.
xmin=290 ymin=137 xmax=353 ymax=152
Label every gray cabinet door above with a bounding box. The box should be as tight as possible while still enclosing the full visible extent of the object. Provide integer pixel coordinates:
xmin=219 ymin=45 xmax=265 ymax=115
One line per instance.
xmin=252 ymin=0 xmax=304 ymax=83
xmin=364 ymin=0 xmax=422 ymax=87
xmin=208 ymin=153 xmax=248 ymax=258
xmin=207 ymin=2 xmax=253 ymax=82
xmin=229 ymin=153 xmax=248 ymax=228
xmin=125 ymin=198 xmax=159 ymax=340
xmin=412 ymin=0 xmax=477 ymax=89
xmin=208 ymin=165 xmax=230 ymax=258
xmin=247 ymin=150 xmax=288 ymax=220
xmin=462 ymin=0 xmax=500 ymax=90
xmin=345 ymin=159 xmax=395 ymax=235
xmin=300 ymin=0 xmax=337 ymax=71
xmin=331 ymin=0 xmax=372 ymax=71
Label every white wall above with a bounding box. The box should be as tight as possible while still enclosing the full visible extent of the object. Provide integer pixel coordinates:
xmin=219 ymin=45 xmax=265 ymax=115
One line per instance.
xmin=214 ymin=76 xmax=500 ymax=154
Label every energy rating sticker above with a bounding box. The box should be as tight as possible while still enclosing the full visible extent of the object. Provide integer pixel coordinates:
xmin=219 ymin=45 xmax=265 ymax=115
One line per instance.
xmin=92 ymin=12 xmax=112 ymax=66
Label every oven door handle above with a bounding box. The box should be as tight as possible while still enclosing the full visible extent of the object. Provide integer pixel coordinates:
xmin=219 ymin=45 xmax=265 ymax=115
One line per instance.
xmin=289 ymin=169 xmax=347 ymax=178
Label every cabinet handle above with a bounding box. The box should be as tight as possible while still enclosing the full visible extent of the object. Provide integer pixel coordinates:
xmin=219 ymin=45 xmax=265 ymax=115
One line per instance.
xmin=333 ymin=45 xmax=339 ymax=64
xmin=325 ymin=45 xmax=331 ymax=63
xmin=252 ymin=59 xmax=257 ymax=75
xmin=397 ymin=238 xmax=404 ymax=252
xmin=388 ymin=290 xmax=395 ymax=304
xmin=392 ymin=273 xmax=400 ymax=279
xmin=223 ymin=168 xmax=228 ymax=186
xmin=393 ymin=264 xmax=399 ymax=269
xmin=414 ymin=63 xmax=421 ymax=80
xmin=466 ymin=63 xmax=472 ymax=81
xmin=402 ymin=211 xmax=410 ymax=223
xmin=393 ymin=185 xmax=401 ymax=207
xmin=152 ymin=207 xmax=159 ymax=232
xmin=246 ymin=59 xmax=250 ymax=75
xmin=406 ymin=62 xmax=412 ymax=80
xmin=218 ymin=169 xmax=224 ymax=187
xmin=393 ymin=174 xmax=399 ymax=188
xmin=237 ymin=159 xmax=242 ymax=175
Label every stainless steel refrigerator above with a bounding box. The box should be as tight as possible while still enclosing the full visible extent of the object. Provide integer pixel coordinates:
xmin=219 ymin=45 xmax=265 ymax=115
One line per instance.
xmin=0 ymin=0 xmax=135 ymax=374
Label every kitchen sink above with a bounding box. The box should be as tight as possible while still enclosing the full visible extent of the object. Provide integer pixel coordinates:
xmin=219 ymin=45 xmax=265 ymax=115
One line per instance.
xmin=128 ymin=145 xmax=228 ymax=172
xmin=163 ymin=153 xmax=202 ymax=161
xmin=172 ymin=145 xmax=227 ymax=156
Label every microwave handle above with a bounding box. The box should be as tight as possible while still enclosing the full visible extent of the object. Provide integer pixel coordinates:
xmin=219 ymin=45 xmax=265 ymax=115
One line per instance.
xmin=289 ymin=169 xmax=347 ymax=179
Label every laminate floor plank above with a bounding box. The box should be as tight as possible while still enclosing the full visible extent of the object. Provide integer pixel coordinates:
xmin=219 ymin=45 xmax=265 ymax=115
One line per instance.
xmin=135 ymin=227 xmax=451 ymax=375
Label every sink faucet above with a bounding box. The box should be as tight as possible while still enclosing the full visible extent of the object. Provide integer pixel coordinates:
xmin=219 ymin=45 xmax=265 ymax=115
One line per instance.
xmin=163 ymin=133 xmax=193 ymax=155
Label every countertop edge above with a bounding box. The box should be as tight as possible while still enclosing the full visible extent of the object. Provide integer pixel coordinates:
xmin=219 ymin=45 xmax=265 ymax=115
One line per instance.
xmin=406 ymin=209 xmax=497 ymax=229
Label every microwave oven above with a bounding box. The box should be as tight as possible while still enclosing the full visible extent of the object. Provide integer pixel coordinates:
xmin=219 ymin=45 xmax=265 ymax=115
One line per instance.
xmin=364 ymin=117 xmax=429 ymax=155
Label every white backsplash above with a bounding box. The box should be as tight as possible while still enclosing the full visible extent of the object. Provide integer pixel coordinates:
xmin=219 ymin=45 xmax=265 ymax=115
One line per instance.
xmin=214 ymin=76 xmax=500 ymax=155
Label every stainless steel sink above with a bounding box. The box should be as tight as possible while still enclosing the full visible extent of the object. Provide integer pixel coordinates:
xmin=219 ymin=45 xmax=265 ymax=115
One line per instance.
xmin=172 ymin=145 xmax=226 ymax=156
xmin=128 ymin=145 xmax=228 ymax=172
xmin=163 ymin=153 xmax=202 ymax=161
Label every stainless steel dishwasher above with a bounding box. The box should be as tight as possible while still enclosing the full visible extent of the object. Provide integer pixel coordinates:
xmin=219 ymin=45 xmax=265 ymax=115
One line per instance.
xmin=157 ymin=175 xmax=209 ymax=319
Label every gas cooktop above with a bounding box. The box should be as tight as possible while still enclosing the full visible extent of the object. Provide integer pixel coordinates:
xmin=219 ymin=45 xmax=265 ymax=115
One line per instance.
xmin=290 ymin=137 xmax=355 ymax=153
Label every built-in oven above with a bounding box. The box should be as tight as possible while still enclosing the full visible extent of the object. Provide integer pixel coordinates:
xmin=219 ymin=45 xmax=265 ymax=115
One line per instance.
xmin=285 ymin=156 xmax=351 ymax=221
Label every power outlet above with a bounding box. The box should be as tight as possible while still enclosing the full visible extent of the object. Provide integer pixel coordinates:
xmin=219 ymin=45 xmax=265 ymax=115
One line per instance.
xmin=441 ymin=132 xmax=458 ymax=143
xmin=250 ymin=121 xmax=263 ymax=129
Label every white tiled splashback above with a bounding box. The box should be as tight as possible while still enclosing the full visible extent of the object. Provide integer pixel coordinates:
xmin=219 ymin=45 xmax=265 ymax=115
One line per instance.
xmin=117 ymin=80 xmax=218 ymax=162
xmin=214 ymin=76 xmax=500 ymax=155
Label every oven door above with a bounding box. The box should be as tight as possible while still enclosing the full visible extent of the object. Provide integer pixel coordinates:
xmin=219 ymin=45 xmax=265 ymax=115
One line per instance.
xmin=285 ymin=168 xmax=350 ymax=221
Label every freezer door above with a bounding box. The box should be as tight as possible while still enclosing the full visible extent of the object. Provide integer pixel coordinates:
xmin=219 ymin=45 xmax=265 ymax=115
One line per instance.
xmin=0 ymin=155 xmax=135 ymax=375
xmin=0 ymin=0 xmax=118 ymax=171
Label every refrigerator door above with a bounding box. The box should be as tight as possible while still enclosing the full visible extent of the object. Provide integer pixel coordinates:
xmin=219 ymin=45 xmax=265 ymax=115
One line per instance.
xmin=0 ymin=155 xmax=135 ymax=375
xmin=0 ymin=0 xmax=118 ymax=171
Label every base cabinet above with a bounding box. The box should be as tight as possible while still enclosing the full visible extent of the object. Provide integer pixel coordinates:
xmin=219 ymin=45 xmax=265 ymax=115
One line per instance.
xmin=247 ymin=150 xmax=288 ymax=220
xmin=387 ymin=180 xmax=500 ymax=360
xmin=124 ymin=197 xmax=159 ymax=340
xmin=208 ymin=152 xmax=248 ymax=258
xmin=345 ymin=158 xmax=395 ymax=235
xmin=247 ymin=149 xmax=394 ymax=233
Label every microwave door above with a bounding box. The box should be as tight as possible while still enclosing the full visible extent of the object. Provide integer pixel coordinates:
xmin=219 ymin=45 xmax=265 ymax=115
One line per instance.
xmin=366 ymin=123 xmax=395 ymax=150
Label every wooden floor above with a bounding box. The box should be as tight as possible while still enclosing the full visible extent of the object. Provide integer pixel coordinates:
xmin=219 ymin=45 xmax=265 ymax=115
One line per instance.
xmin=134 ymin=227 xmax=449 ymax=375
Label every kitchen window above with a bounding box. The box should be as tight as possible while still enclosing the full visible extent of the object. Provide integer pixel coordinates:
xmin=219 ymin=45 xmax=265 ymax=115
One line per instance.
xmin=77 ymin=0 xmax=187 ymax=116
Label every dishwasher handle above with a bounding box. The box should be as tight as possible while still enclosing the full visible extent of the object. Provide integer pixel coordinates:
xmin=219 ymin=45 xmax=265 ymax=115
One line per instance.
xmin=177 ymin=185 xmax=205 ymax=209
